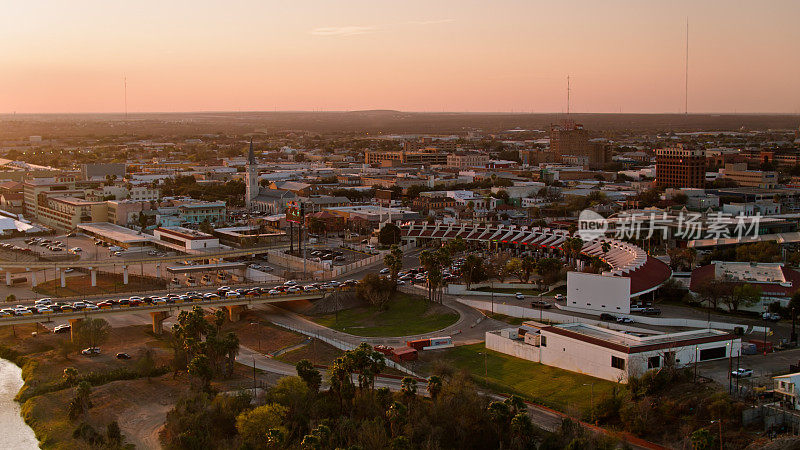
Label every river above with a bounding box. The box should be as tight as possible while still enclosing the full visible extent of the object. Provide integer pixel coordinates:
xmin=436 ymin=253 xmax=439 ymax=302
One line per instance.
xmin=0 ymin=359 xmax=38 ymax=449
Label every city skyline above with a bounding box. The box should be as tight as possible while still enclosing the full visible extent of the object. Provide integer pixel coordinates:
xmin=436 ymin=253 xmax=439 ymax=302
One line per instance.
xmin=2 ymin=0 xmax=799 ymax=114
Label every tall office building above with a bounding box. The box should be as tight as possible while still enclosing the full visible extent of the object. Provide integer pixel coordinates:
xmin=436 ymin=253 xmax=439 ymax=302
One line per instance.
xmin=550 ymin=120 xmax=609 ymax=168
xmin=655 ymin=144 xmax=706 ymax=189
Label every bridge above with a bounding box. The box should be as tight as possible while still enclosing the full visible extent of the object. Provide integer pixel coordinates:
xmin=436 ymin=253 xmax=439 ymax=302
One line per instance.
xmin=4 ymin=292 xmax=325 ymax=340
xmin=0 ymin=244 xmax=287 ymax=287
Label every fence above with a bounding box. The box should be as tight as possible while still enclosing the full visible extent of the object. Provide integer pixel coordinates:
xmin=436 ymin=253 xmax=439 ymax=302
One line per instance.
xmin=271 ymin=321 xmax=418 ymax=377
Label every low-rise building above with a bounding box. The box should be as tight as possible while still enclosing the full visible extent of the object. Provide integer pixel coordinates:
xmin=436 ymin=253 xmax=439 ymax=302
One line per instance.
xmin=447 ymin=152 xmax=489 ymax=168
xmin=719 ymin=163 xmax=778 ymax=189
xmin=774 ymin=373 xmax=800 ymax=410
xmin=486 ymin=322 xmax=739 ymax=383
xmin=154 ymin=226 xmax=219 ymax=251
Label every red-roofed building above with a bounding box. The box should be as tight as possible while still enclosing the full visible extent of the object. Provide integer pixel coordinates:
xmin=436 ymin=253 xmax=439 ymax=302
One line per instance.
xmin=690 ymin=261 xmax=800 ymax=312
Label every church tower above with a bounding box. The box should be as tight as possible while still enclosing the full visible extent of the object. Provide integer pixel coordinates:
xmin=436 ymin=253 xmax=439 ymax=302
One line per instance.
xmin=245 ymin=139 xmax=258 ymax=209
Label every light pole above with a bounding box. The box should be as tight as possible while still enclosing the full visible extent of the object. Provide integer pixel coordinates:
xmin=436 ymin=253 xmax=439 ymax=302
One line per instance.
xmin=583 ymin=383 xmax=595 ymax=424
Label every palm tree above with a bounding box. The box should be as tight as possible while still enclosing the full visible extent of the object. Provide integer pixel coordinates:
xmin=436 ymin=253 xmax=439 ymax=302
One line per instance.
xmin=387 ymin=401 xmax=407 ymax=437
xmin=400 ymin=377 xmax=418 ymax=403
xmin=426 ymin=375 xmax=442 ymax=400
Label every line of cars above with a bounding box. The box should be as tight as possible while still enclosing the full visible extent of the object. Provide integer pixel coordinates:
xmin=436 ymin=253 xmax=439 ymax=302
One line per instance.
xmin=1 ymin=281 xmax=358 ymax=318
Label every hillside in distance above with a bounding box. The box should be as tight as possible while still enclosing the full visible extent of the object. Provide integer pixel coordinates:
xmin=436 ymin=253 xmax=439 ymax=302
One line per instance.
xmin=0 ymin=111 xmax=798 ymax=139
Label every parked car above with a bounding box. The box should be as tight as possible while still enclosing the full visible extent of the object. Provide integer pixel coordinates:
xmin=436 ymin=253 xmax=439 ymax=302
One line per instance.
xmin=616 ymin=317 xmax=634 ymax=324
xmin=115 ymin=353 xmax=132 ymax=360
xmin=81 ymin=347 xmax=101 ymax=356
xmin=641 ymin=307 xmax=662 ymax=316
xmin=380 ymin=268 xmax=390 ymax=275
xmin=763 ymin=312 xmax=782 ymax=322
xmin=530 ymin=300 xmax=552 ymax=309
xmin=731 ymin=368 xmax=754 ymax=378
xmin=515 ymin=292 xmax=525 ymax=300
xmin=53 ymin=324 xmax=71 ymax=334
xmin=600 ymin=313 xmax=617 ymax=321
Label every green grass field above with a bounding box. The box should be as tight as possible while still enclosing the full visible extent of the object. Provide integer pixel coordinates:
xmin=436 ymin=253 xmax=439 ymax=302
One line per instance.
xmin=432 ymin=343 xmax=617 ymax=412
xmin=313 ymin=293 xmax=459 ymax=337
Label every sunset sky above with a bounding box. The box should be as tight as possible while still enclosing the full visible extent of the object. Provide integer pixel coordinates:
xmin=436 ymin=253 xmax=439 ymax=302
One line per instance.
xmin=1 ymin=0 xmax=798 ymax=114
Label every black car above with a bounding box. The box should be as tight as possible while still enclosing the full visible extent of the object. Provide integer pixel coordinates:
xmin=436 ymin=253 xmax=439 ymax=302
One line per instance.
xmin=641 ymin=308 xmax=662 ymax=316
xmin=600 ymin=313 xmax=617 ymax=321
xmin=530 ymin=300 xmax=552 ymax=309
xmin=115 ymin=353 xmax=131 ymax=360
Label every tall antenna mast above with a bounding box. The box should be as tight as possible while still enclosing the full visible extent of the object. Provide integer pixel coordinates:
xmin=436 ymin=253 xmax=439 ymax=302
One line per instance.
xmin=684 ymin=18 xmax=689 ymax=115
xmin=567 ymin=75 xmax=571 ymax=116
xmin=124 ymin=76 xmax=128 ymax=120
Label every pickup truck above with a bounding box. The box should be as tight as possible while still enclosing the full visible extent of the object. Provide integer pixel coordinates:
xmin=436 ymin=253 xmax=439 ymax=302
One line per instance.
xmin=731 ymin=368 xmax=753 ymax=378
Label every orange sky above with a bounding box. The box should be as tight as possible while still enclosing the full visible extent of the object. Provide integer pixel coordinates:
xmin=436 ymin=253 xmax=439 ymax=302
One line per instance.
xmin=1 ymin=1 xmax=798 ymax=114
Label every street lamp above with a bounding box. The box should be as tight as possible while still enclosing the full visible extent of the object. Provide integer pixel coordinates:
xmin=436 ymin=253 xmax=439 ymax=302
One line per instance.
xmin=583 ymin=383 xmax=595 ymax=424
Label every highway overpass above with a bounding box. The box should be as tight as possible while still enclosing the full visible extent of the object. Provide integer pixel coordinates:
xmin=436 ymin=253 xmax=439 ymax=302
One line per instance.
xmin=2 ymin=292 xmax=325 ymax=339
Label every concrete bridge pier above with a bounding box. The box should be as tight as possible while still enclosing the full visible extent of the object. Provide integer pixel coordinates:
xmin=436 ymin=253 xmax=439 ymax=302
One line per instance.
xmin=5 ymin=271 xmax=10 ymax=287
xmin=30 ymin=271 xmax=37 ymax=288
xmin=90 ymin=268 xmax=97 ymax=287
xmin=123 ymin=266 xmax=128 ymax=285
xmin=224 ymin=305 xmax=247 ymax=322
xmin=150 ymin=311 xmax=170 ymax=334
xmin=68 ymin=318 xmax=83 ymax=342
xmin=58 ymin=268 xmax=66 ymax=288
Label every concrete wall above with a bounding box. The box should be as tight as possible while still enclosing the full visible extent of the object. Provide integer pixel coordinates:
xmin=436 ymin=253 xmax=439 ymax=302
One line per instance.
xmin=485 ymin=331 xmax=540 ymax=362
xmin=458 ymin=297 xmax=770 ymax=334
xmin=567 ymin=271 xmax=631 ymax=314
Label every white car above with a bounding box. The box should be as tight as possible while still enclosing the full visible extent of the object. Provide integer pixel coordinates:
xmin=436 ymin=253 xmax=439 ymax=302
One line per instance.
xmin=554 ymin=294 xmax=565 ymax=301
xmin=225 ymin=291 xmax=240 ymax=298
xmin=380 ymin=268 xmax=390 ymax=274
xmin=515 ymin=293 xmax=525 ymax=300
xmin=731 ymin=368 xmax=753 ymax=378
xmin=70 ymin=247 xmax=82 ymax=253
xmin=284 ymin=280 xmax=297 ymax=286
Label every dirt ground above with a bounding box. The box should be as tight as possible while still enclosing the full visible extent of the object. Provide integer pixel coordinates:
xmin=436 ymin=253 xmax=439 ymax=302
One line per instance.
xmin=224 ymin=309 xmax=306 ymax=355
xmin=1 ymin=319 xmax=301 ymax=449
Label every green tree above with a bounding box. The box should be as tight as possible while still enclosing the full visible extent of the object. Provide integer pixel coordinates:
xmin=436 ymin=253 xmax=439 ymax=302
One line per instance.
xmin=73 ymin=318 xmax=111 ymax=349
xmin=387 ymin=401 xmax=407 ymax=437
xmin=725 ymin=283 xmax=762 ymax=312
xmin=690 ymin=428 xmax=716 ymax=450
xmin=63 ymin=367 xmax=78 ymax=386
xmin=188 ymin=354 xmax=213 ymax=391
xmin=400 ymin=377 xmax=417 ymax=403
xmin=357 ymin=273 xmax=396 ymax=310
xmin=378 ymin=223 xmax=401 ymax=246
xmin=426 ymin=375 xmax=442 ymax=400
xmin=295 ymin=359 xmax=322 ymax=393
xmin=383 ymin=244 xmax=404 ymax=282
xmin=68 ymin=381 xmax=93 ymax=420
xmin=236 ymin=403 xmax=288 ymax=448
xmin=461 ymin=254 xmax=486 ymax=289
xmin=106 ymin=421 xmax=122 ymax=446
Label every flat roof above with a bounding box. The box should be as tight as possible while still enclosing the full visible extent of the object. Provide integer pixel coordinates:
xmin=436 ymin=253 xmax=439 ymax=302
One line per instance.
xmin=77 ymin=222 xmax=155 ymax=244
xmin=532 ymin=322 xmax=734 ymax=354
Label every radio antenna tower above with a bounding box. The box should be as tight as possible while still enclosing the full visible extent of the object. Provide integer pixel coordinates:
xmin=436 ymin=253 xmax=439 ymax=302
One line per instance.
xmin=684 ymin=18 xmax=689 ymax=115
xmin=124 ymin=76 xmax=128 ymax=120
xmin=566 ymin=75 xmax=571 ymax=116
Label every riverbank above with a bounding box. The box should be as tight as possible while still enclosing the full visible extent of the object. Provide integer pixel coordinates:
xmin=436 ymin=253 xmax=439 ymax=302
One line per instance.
xmin=0 ymin=307 xmax=344 ymax=449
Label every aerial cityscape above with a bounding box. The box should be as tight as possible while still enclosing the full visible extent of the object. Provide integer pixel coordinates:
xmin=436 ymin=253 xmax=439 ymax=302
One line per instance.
xmin=2 ymin=1 xmax=800 ymax=449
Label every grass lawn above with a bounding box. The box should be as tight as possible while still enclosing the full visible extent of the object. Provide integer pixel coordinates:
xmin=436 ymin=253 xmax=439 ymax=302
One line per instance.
xmin=474 ymin=286 xmax=541 ymax=295
xmin=32 ymin=272 xmax=165 ymax=298
xmin=312 ymin=292 xmax=459 ymax=337
xmin=482 ymin=311 xmax=528 ymax=325
xmin=428 ymin=343 xmax=617 ymax=413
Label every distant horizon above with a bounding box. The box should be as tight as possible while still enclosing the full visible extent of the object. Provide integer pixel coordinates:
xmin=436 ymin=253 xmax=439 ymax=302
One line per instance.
xmin=2 ymin=110 xmax=800 ymax=117
xmin=3 ymin=1 xmax=798 ymax=115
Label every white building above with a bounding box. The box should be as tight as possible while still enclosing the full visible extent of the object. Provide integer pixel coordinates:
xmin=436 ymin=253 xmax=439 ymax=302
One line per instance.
xmin=774 ymin=373 xmax=800 ymax=410
xmin=487 ymin=322 xmax=740 ymax=383
xmin=154 ymin=226 xmax=219 ymax=251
